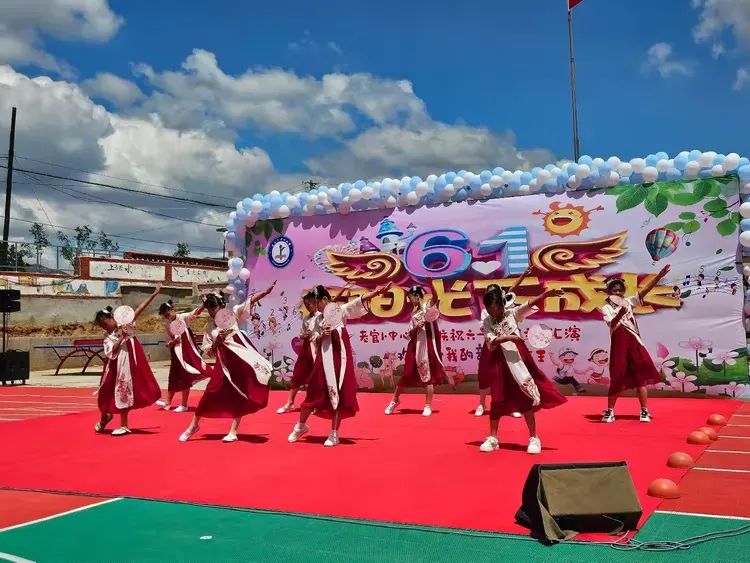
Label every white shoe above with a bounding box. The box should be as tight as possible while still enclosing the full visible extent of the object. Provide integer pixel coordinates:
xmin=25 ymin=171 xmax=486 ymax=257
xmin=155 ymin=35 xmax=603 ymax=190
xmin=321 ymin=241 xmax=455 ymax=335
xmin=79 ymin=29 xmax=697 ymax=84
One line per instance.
xmin=601 ymin=409 xmax=615 ymax=423
xmin=288 ymin=423 xmax=309 ymax=443
xmin=422 ymin=405 xmax=432 ymax=417
xmin=511 ymin=412 xmax=521 ymax=418
xmin=277 ymin=404 xmax=293 ymax=414
xmin=156 ymin=400 xmax=169 ymax=409
xmin=480 ymin=436 xmax=499 ymax=452
xmin=173 ymin=405 xmax=189 ymax=413
xmin=639 ymin=408 xmax=651 ymax=423
xmin=111 ymin=427 xmax=131 ymax=437
xmin=179 ymin=425 xmax=200 ymax=442
xmin=324 ymin=431 xmax=340 ymax=447
xmin=222 ymin=433 xmax=238 ymax=442
xmin=474 ymin=405 xmax=485 ymax=417
xmin=527 ymin=437 xmax=542 ymax=455
xmin=384 ymin=400 xmax=399 ymax=415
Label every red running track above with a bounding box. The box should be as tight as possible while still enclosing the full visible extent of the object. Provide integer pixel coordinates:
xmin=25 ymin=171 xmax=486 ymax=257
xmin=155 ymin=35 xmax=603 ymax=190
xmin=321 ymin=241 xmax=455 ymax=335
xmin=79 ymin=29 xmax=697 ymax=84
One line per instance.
xmin=0 ymin=390 xmax=740 ymax=534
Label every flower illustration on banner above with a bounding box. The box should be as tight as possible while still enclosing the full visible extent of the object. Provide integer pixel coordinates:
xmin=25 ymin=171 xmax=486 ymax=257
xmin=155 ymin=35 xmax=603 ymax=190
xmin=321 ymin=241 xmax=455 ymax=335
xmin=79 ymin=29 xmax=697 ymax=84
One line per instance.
xmin=667 ymin=371 xmax=698 ymax=393
xmin=354 ymin=365 xmax=375 ymax=389
xmin=708 ymin=351 xmax=739 ymax=366
xmin=679 ymin=337 xmax=713 ymax=377
xmin=276 ymin=371 xmax=293 ymax=384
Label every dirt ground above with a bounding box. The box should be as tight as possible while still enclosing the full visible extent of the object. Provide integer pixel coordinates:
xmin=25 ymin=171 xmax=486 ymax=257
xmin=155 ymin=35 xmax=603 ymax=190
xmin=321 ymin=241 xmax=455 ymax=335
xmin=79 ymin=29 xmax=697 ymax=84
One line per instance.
xmin=7 ymin=314 xmax=211 ymax=338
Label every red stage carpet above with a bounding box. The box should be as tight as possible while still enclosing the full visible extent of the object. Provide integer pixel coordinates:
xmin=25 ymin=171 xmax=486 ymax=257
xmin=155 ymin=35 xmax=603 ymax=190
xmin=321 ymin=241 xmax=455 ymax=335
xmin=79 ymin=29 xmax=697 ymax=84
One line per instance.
xmin=0 ymin=392 xmax=740 ymax=534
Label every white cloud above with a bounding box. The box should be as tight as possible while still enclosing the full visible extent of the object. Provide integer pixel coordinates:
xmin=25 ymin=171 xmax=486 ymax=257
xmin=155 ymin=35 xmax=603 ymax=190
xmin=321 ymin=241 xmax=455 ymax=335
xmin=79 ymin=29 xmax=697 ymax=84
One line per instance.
xmin=642 ymin=43 xmax=694 ymax=78
xmin=82 ymin=72 xmax=144 ymax=108
xmin=711 ymin=42 xmax=726 ymax=58
xmin=693 ymin=0 xmax=750 ymax=46
xmin=0 ymin=0 xmax=123 ymax=77
xmin=132 ymin=49 xmax=427 ymax=137
xmin=287 ymin=31 xmax=343 ymax=56
xmin=306 ymin=124 xmax=555 ymax=181
xmin=733 ymin=67 xmax=750 ymax=90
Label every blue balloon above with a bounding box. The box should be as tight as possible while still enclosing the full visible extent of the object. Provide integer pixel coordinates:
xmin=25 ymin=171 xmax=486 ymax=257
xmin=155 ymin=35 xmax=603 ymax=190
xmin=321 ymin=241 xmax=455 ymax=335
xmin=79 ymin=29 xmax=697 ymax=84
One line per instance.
xmin=298 ymin=192 xmax=308 ymax=205
xmin=567 ymin=163 xmax=578 ymax=175
xmin=242 ymin=198 xmax=253 ymax=211
xmin=469 ymin=177 xmax=482 ymax=190
xmin=741 ymin=219 xmax=750 ymax=232
xmin=520 ymin=172 xmax=533 ymax=184
xmin=630 ymin=172 xmax=644 ymax=185
xmin=666 ymin=168 xmax=681 ymax=180
xmin=714 ymin=154 xmax=726 ymax=166
xmin=454 ymin=188 xmax=469 ymax=202
xmin=458 ymin=170 xmax=468 ymax=177
xmin=410 ymin=176 xmax=422 ymax=187
xmin=224 ymin=219 xmax=234 ymax=230
xmin=545 ymin=164 xmax=556 ymax=172
xmin=480 ymin=170 xmax=492 ymax=183
xmin=330 ymin=190 xmax=343 ymax=204
xmin=674 ymin=155 xmax=688 ymax=170
xmin=236 ymin=209 xmax=248 ymax=222
xmin=598 ymin=164 xmax=611 ymax=178
xmin=739 ymin=157 xmax=750 ymax=167
xmin=259 ymin=210 xmax=269 ymax=220
xmin=379 ymin=184 xmax=391 ymax=198
xmin=314 ymin=204 xmax=326 ymax=215
xmin=531 ymin=167 xmax=543 ymax=177
xmin=645 ymin=155 xmax=658 ymax=166
xmin=739 ymin=165 xmax=750 ymax=182
xmin=492 ymin=167 xmax=505 ymax=176
xmin=698 ymin=168 xmax=712 ymax=178
xmin=354 ymin=180 xmax=366 ymax=189
xmin=655 ymin=152 xmax=669 ymax=161
xmin=688 ymin=150 xmax=702 ymax=161
xmin=509 ymin=176 xmax=521 ymax=189
xmin=227 ymin=232 xmax=237 ymax=242
xmin=253 ymin=194 xmax=263 ymax=201
xmin=445 ymin=172 xmax=457 ymax=183
xmin=578 ymin=155 xmax=593 ymax=166
xmin=262 ymin=202 xmax=270 ymax=212
xmin=270 ymin=195 xmax=281 ymax=207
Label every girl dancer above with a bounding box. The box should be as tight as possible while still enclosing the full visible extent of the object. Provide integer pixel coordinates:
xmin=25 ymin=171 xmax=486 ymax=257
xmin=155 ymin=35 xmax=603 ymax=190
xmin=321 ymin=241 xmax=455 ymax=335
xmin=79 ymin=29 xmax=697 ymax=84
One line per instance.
xmin=94 ymin=285 xmax=162 ymax=436
xmin=475 ymin=266 xmax=534 ymax=417
xmin=276 ymin=291 xmax=321 ymax=414
xmin=478 ymin=286 xmax=567 ymax=453
xmin=179 ymin=283 xmax=276 ymax=443
xmin=155 ymin=298 xmax=208 ymax=412
xmin=384 ymin=284 xmax=445 ymax=416
xmin=600 ymin=265 xmax=669 ymax=423
xmin=288 ymin=282 xmax=392 ymax=447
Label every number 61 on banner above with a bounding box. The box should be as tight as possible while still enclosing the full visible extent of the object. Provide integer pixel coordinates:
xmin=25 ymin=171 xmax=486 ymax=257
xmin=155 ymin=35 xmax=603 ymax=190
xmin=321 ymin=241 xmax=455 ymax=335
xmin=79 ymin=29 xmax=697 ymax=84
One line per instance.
xmin=403 ymin=227 xmax=530 ymax=280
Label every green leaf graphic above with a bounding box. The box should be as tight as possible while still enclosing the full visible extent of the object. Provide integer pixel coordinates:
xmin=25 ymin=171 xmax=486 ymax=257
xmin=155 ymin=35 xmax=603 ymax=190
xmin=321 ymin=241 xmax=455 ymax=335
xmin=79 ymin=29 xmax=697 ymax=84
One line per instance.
xmin=616 ymin=186 xmax=648 ymax=212
xmin=678 ymin=212 xmax=696 ymax=220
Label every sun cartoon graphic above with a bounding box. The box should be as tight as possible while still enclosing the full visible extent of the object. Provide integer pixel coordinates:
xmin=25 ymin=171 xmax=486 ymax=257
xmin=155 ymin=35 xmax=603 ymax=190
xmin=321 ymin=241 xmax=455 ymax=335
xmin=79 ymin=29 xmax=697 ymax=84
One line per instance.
xmin=533 ymin=202 xmax=603 ymax=237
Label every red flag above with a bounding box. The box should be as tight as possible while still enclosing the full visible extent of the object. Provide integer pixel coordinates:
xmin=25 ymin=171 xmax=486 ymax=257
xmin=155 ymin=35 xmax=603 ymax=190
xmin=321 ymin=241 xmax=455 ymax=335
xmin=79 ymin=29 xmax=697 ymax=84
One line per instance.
xmin=568 ymin=0 xmax=584 ymax=9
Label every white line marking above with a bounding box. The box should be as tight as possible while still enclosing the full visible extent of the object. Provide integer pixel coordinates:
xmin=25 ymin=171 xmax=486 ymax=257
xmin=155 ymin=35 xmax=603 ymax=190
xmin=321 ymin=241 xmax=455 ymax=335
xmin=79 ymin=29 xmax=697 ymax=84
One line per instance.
xmin=705 ymin=450 xmax=750 ymax=454
xmin=718 ymin=436 xmax=750 ymax=440
xmin=0 ymin=394 xmax=96 ymax=399
xmin=0 ymin=552 xmax=35 ymax=563
xmin=655 ymin=510 xmax=750 ymax=522
xmin=0 ymin=401 xmax=95 ymax=406
xmin=0 ymin=498 xmax=122 ymax=533
xmin=694 ymin=467 xmax=750 ymax=474
xmin=732 ymin=414 xmax=750 ymax=418
xmin=727 ymin=424 xmax=750 ymax=427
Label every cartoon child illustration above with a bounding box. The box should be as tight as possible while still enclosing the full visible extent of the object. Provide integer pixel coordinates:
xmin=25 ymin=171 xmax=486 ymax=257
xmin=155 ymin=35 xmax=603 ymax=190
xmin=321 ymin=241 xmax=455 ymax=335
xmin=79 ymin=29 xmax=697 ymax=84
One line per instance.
xmin=550 ymin=347 xmax=585 ymax=394
xmin=575 ymin=349 xmax=610 ymax=385
xmin=268 ymin=312 xmax=279 ymax=335
xmin=251 ymin=313 xmax=266 ymax=338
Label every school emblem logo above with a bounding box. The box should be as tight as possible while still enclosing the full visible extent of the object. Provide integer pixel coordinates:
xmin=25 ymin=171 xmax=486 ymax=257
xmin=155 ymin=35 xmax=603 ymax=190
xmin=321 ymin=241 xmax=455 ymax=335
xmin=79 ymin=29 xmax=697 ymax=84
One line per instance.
xmin=268 ymin=236 xmax=294 ymax=268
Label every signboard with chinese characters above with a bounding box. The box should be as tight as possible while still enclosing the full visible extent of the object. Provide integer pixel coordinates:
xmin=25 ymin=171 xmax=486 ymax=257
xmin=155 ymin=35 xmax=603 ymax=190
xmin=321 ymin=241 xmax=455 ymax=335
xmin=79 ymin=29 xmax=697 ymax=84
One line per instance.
xmin=0 ymin=275 xmax=120 ymax=297
xmin=244 ymin=176 xmax=747 ymax=398
xmin=172 ymin=266 xmax=225 ymax=284
xmin=89 ymin=261 xmax=165 ymax=281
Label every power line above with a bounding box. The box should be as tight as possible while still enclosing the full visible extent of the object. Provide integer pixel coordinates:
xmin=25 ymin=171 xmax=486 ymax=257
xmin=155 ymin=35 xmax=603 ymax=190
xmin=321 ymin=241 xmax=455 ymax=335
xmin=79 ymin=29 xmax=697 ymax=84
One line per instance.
xmin=0 ymin=164 xmax=235 ymax=210
xmin=14 ymin=154 xmax=241 ymax=203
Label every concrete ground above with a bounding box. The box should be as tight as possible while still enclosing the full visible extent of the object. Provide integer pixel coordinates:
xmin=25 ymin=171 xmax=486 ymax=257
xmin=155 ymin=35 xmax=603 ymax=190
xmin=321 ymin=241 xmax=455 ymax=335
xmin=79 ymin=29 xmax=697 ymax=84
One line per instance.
xmin=23 ymin=361 xmax=209 ymax=390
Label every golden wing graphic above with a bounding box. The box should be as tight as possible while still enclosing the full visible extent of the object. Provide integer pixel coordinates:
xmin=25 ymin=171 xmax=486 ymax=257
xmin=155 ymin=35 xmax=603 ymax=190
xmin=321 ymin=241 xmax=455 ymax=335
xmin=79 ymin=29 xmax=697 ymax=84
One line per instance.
xmin=326 ymin=251 xmax=404 ymax=283
xmin=531 ymin=233 xmax=627 ymax=275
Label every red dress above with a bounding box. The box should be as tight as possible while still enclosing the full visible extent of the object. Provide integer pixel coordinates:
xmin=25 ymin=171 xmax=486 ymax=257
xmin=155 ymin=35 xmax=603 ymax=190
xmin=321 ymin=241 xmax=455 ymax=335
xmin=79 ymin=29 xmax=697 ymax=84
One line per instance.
xmin=290 ymin=313 xmax=320 ymax=389
xmin=601 ymin=295 xmax=662 ymax=394
xmin=400 ymin=303 xmax=446 ymax=387
xmin=195 ymin=304 xmax=272 ymax=419
xmin=166 ymin=311 xmax=209 ymax=393
xmin=97 ymin=331 xmax=161 ymax=415
xmin=478 ymin=304 xmax=567 ymax=419
xmin=301 ymin=297 xmax=368 ymax=420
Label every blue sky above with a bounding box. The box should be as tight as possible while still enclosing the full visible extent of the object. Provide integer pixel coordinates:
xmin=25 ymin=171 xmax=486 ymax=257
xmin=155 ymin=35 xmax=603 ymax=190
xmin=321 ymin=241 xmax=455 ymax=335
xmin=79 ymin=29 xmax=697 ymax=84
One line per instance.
xmin=1 ymin=0 xmax=749 ymax=254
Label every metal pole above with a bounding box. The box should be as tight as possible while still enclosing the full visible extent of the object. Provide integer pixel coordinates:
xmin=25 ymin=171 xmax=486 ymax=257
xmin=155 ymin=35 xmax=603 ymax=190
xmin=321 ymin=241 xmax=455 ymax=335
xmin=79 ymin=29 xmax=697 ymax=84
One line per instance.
xmin=567 ymin=11 xmax=581 ymax=162
xmin=2 ymin=107 xmax=17 ymax=264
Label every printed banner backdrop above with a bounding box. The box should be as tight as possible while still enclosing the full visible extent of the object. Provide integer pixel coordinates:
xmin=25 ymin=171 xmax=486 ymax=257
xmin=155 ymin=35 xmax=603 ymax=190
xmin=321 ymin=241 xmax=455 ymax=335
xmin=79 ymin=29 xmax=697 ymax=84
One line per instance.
xmin=244 ymin=176 xmax=749 ymax=399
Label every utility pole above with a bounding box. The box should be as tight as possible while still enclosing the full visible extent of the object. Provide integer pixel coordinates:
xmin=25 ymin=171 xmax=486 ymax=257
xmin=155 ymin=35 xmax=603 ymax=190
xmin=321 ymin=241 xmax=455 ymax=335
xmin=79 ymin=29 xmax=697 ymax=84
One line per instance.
xmin=2 ymin=107 xmax=17 ymax=265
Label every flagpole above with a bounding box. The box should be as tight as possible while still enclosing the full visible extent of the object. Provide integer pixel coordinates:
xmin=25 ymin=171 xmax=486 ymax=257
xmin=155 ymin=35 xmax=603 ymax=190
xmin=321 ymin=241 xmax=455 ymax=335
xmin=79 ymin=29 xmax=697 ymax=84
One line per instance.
xmin=567 ymin=8 xmax=581 ymax=161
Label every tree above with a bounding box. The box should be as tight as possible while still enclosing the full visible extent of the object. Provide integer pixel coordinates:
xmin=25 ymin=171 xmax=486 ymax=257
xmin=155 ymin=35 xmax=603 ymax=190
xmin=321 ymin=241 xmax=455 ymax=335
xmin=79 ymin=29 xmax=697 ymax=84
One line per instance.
xmin=0 ymin=242 xmax=32 ymax=271
xmin=98 ymin=231 xmax=120 ymax=257
xmin=174 ymin=242 xmax=191 ymax=257
xmin=29 ymin=222 xmax=50 ymax=265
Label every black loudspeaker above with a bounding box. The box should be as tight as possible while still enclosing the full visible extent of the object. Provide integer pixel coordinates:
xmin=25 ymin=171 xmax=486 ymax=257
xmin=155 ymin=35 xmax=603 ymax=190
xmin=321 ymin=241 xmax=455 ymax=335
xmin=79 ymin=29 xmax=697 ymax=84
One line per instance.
xmin=0 ymin=350 xmax=30 ymax=384
xmin=0 ymin=289 xmax=21 ymax=313
xmin=515 ymin=462 xmax=642 ymax=542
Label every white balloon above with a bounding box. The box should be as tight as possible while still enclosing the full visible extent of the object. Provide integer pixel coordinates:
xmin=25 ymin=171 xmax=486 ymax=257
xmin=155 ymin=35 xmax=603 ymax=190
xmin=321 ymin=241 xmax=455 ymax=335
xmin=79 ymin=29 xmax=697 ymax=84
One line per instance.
xmin=567 ymin=176 xmax=581 ymax=190
xmin=711 ymin=164 xmax=725 ymax=177
xmin=656 ymin=159 xmax=670 ymax=172
xmin=227 ymin=269 xmax=238 ymax=280
xmin=317 ymin=192 xmax=329 ymax=204
xmin=349 ymin=188 xmax=362 ymax=202
xmin=529 ymin=179 xmax=539 ymax=190
xmin=250 ymin=200 xmax=263 ymax=214
xmin=537 ymin=170 xmax=551 ymax=183
xmin=338 ymin=199 xmax=351 ymax=214
xmin=699 ymin=152 xmax=715 ymax=168
xmin=301 ymin=205 xmax=312 ymax=216
xmin=740 ymin=202 xmax=750 ymax=218
xmin=685 ymin=161 xmax=700 ymax=177
xmin=518 ymin=185 xmax=530 ymax=195
xmin=744 ymin=264 xmax=750 ymax=277
xmin=225 ymin=285 xmax=236 ymax=294
xmin=740 ymin=230 xmax=750 ymax=247
xmin=480 ymin=183 xmax=492 ymax=196
xmin=630 ymin=158 xmax=646 ymax=173
xmin=618 ymin=162 xmax=633 ymax=177
xmin=489 ymin=175 xmax=503 ymax=188
xmin=415 ymin=182 xmax=428 ymax=197
xmin=361 ymin=186 xmax=374 ymax=200
xmin=742 ymin=182 xmax=750 ymax=195
xmin=239 ymin=268 xmax=251 ymax=282
xmin=609 ymin=171 xmax=620 ymax=186
xmin=643 ymin=167 xmax=659 ymax=182
xmin=426 ymin=174 xmax=438 ymax=184
xmin=385 ymin=195 xmax=398 ymax=208
xmin=724 ymin=153 xmax=741 ymax=170
xmin=550 ymin=167 xmax=561 ymax=178
xmin=276 ymin=205 xmax=290 ymax=218
xmin=390 ymin=180 xmax=400 ymax=195
xmin=286 ymin=195 xmax=299 ymax=209
xmin=406 ymin=191 xmax=419 ymax=205
xmin=453 ymin=177 xmax=465 ymax=188
xmin=501 ymin=170 xmax=514 ymax=182
xmin=307 ymin=194 xmax=319 ymax=206
xmin=592 ymin=157 xmax=604 ymax=167
xmin=443 ymin=185 xmax=456 ymax=197
xmin=401 ymin=176 xmax=411 ymax=184
xmin=607 ymin=156 xmax=621 ymax=170
xmin=269 ymin=190 xmax=280 ymax=198
xmin=576 ymin=164 xmax=591 ymax=178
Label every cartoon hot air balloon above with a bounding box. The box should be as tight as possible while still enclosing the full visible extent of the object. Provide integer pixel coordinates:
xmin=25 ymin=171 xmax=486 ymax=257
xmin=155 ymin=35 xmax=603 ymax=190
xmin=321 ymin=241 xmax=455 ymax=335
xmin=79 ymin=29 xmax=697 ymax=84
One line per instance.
xmin=645 ymin=227 xmax=679 ymax=261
